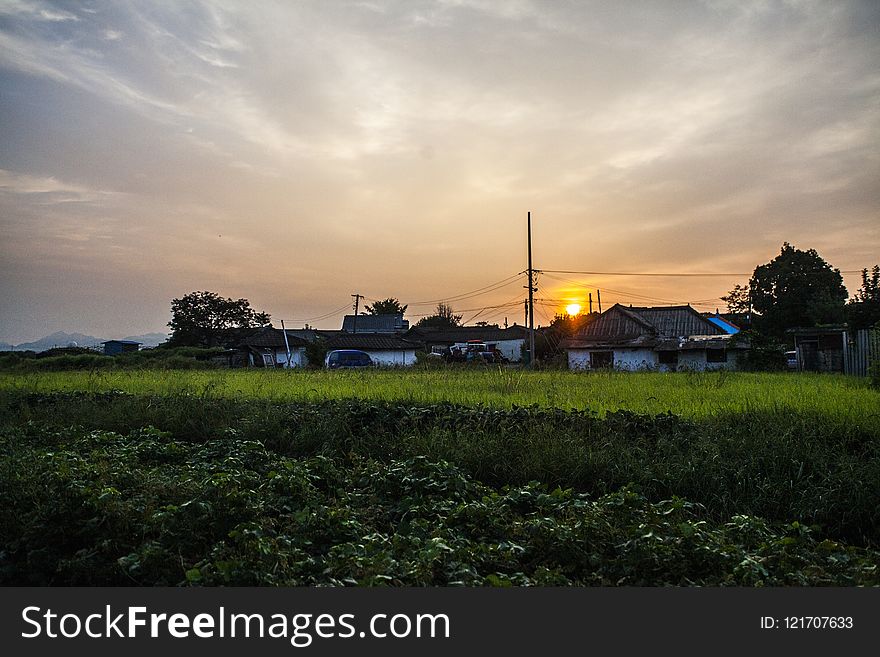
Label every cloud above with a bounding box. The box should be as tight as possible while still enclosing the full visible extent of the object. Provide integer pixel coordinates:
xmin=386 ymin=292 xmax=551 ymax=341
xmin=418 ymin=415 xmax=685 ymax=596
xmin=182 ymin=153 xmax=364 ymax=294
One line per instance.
xmin=0 ymin=0 xmax=877 ymax=340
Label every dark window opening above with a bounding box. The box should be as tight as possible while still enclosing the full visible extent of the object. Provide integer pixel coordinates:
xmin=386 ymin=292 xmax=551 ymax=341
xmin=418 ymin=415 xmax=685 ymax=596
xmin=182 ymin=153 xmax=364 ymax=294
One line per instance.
xmin=590 ymin=351 xmax=613 ymax=368
xmin=658 ymin=351 xmax=678 ymax=365
xmin=706 ymin=349 xmax=727 ymax=363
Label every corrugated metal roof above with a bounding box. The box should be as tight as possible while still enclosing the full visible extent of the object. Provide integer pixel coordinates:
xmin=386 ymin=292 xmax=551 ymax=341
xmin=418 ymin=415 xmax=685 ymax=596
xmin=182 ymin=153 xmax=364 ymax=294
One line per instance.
xmin=341 ymin=314 xmax=409 ymax=333
xmin=706 ymin=316 xmax=740 ymax=334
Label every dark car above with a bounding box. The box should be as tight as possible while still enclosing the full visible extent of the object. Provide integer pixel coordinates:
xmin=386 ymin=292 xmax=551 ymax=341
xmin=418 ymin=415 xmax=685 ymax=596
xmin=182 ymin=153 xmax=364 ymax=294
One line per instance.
xmin=325 ymin=349 xmax=373 ymax=369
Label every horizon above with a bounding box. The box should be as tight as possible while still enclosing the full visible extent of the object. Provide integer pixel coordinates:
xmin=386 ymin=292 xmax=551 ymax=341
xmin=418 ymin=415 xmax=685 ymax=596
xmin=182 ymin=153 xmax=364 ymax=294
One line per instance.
xmin=2 ymin=1 xmax=878 ymax=344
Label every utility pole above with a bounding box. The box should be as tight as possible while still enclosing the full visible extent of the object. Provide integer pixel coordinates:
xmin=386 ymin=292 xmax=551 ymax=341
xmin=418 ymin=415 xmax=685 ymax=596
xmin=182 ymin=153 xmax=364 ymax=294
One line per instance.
xmin=597 ymin=289 xmax=602 ymax=314
xmin=351 ymin=294 xmax=363 ymax=333
xmin=524 ymin=299 xmax=528 ymax=326
xmin=526 ymin=211 xmax=536 ymax=368
xmin=280 ymin=319 xmax=292 ymax=368
xmin=589 ymin=292 xmax=593 ymax=314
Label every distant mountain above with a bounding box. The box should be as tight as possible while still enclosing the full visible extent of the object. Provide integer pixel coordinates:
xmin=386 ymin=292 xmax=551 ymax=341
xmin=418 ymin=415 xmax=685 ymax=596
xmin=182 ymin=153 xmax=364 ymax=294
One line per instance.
xmin=120 ymin=333 xmax=168 ymax=348
xmin=1 ymin=331 xmax=169 ymax=352
xmin=12 ymin=331 xmax=105 ymax=352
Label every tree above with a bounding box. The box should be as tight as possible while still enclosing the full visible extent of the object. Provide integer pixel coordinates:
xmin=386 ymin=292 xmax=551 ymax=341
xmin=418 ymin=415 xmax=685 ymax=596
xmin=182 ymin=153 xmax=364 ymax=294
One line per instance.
xmin=721 ymin=284 xmax=751 ymax=314
xmin=548 ymin=311 xmax=595 ymax=338
xmin=168 ymin=291 xmax=271 ymax=347
xmin=364 ymin=297 xmax=408 ymax=315
xmin=748 ymin=243 xmax=847 ymax=338
xmin=847 ymin=265 xmax=880 ymax=329
xmin=415 ymin=302 xmax=462 ymax=329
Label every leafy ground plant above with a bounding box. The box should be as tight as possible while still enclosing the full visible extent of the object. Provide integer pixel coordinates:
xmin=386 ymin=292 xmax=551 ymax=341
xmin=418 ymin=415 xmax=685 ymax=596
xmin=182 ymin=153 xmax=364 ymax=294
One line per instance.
xmin=1 ymin=426 xmax=877 ymax=586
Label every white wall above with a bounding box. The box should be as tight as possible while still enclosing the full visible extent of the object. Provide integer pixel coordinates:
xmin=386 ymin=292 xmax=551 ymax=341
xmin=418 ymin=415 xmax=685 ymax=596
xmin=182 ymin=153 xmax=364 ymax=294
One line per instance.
xmin=568 ymin=348 xmax=740 ymax=372
xmin=613 ymin=349 xmax=658 ymax=371
xmin=568 ymin=350 xmax=590 ymax=370
xmin=364 ymin=349 xmax=418 ymax=367
xmin=273 ymin=347 xmax=306 ymax=368
xmin=567 ymin=348 xmax=657 ymax=370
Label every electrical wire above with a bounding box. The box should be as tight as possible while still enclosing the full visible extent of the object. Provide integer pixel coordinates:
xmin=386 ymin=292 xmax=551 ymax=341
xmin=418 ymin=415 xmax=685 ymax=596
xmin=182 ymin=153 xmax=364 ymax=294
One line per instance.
xmin=404 ymin=273 xmax=526 ymax=306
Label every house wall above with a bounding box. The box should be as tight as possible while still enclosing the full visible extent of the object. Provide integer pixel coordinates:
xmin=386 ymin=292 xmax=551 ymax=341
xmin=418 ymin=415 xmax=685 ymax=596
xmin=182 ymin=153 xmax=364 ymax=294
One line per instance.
xmin=364 ymin=349 xmax=417 ymax=367
xmin=567 ymin=348 xmax=657 ymax=371
xmin=273 ymin=347 xmax=306 ymax=368
xmin=614 ymin=349 xmax=658 ymax=371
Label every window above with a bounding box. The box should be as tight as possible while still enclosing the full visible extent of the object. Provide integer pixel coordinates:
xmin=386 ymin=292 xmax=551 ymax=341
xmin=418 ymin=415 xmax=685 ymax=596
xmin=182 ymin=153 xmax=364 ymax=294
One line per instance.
xmin=590 ymin=351 xmax=613 ymax=368
xmin=706 ymin=349 xmax=727 ymax=363
xmin=658 ymin=351 xmax=678 ymax=365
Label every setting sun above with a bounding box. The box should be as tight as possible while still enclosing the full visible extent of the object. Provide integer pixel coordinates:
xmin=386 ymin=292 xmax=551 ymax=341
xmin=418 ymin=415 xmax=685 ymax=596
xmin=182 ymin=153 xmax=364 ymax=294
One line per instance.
xmin=565 ymin=303 xmax=581 ymax=316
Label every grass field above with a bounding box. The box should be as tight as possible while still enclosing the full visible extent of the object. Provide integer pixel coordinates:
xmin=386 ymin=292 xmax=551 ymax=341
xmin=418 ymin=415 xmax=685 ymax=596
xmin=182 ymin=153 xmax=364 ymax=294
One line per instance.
xmin=3 ymin=368 xmax=878 ymax=585
xmin=1 ymin=369 xmax=877 ymax=427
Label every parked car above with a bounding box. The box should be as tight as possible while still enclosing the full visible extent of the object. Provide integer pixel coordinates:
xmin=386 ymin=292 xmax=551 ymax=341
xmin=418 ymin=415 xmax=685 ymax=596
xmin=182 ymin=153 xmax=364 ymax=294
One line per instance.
xmin=325 ymin=350 xmax=373 ymax=369
xmin=785 ymin=350 xmax=798 ymax=370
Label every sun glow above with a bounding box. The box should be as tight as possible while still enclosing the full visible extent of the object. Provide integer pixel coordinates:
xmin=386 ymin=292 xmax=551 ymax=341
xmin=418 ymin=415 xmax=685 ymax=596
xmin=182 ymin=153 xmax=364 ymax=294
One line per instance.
xmin=565 ymin=303 xmax=581 ymax=316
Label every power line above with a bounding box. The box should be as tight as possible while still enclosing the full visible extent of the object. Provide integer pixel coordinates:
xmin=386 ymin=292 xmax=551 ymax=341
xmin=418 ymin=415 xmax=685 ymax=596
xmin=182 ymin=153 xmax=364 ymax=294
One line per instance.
xmin=542 ymin=268 xmax=866 ymax=277
xmin=404 ymin=272 xmax=525 ymax=306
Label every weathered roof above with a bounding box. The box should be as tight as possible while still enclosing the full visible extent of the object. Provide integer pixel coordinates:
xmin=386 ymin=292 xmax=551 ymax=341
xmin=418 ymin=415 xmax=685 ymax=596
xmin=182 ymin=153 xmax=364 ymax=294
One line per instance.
xmin=561 ymin=304 xmax=725 ymax=349
xmin=326 ymin=333 xmax=421 ymax=351
xmin=624 ymin=305 xmax=724 ymax=337
xmin=406 ymin=325 xmax=529 ymax=344
xmin=238 ymin=327 xmax=309 ymax=349
xmin=341 ymin=314 xmax=409 ymax=333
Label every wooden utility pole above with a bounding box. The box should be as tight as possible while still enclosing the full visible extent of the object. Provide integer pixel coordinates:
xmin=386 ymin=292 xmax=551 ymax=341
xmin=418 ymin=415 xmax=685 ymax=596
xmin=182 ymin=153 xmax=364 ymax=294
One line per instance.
xmin=597 ymin=289 xmax=602 ymax=314
xmin=526 ymin=212 xmax=536 ymax=368
xmin=351 ymin=294 xmax=363 ymax=333
xmin=280 ymin=319 xmax=292 ymax=368
xmin=589 ymin=293 xmax=593 ymax=314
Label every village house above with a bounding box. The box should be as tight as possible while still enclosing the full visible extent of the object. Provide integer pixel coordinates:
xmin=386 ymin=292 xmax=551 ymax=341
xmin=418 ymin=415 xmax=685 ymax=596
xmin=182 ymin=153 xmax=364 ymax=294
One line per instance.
xmin=561 ymin=304 xmax=747 ymax=371
xmin=405 ymin=325 xmax=530 ymax=362
xmin=237 ymin=326 xmax=310 ymax=368
xmin=341 ymin=314 xmax=409 ymax=334
xmin=323 ymin=332 xmax=421 ymax=366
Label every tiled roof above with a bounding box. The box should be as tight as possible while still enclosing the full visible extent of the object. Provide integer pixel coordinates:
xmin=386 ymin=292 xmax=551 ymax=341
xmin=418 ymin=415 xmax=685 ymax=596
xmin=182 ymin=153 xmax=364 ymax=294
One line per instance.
xmin=406 ymin=325 xmax=529 ymax=344
xmin=238 ymin=327 xmax=309 ymax=349
xmin=561 ymin=304 xmax=726 ymax=349
xmin=326 ymin=333 xmax=421 ymax=351
xmin=623 ymin=305 xmax=724 ymax=337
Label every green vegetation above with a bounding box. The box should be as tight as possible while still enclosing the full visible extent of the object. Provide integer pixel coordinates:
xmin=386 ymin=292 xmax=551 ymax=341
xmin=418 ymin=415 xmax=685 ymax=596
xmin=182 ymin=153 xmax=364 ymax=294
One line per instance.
xmin=0 ymin=347 xmax=224 ymax=371
xmin=1 ymin=369 xmax=877 ymax=585
xmin=1 ymin=369 xmax=876 ymax=428
xmin=2 ymin=424 xmax=877 ymax=586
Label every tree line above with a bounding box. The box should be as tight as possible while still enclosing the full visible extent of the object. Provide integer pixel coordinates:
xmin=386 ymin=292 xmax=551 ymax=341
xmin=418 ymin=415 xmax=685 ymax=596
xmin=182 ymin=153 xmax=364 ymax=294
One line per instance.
xmin=163 ymin=243 xmax=879 ymax=350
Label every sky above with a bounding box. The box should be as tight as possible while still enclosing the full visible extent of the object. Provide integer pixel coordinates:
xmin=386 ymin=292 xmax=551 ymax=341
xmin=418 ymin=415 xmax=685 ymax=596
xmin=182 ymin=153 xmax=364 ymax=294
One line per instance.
xmin=1 ymin=0 xmax=878 ymax=343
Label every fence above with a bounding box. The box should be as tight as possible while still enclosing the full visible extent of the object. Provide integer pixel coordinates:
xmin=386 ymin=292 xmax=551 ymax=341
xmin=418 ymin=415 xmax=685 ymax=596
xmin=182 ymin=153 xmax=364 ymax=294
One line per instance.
xmin=845 ymin=327 xmax=880 ymax=377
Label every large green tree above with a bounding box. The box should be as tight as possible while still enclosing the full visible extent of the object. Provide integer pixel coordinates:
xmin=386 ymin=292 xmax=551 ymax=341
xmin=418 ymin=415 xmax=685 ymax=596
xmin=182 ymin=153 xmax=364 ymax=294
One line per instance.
xmin=748 ymin=243 xmax=847 ymax=337
xmin=168 ymin=291 xmax=270 ymax=347
xmin=415 ymin=302 xmax=462 ymax=329
xmin=364 ymin=297 xmax=408 ymax=315
xmin=846 ymin=265 xmax=880 ymax=329
xmin=721 ymin=284 xmax=751 ymax=314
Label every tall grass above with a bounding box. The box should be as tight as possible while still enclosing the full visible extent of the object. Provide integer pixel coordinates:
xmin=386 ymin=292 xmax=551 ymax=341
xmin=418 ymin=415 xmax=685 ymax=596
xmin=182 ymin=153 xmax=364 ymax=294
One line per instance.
xmin=1 ymin=369 xmax=876 ymax=428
